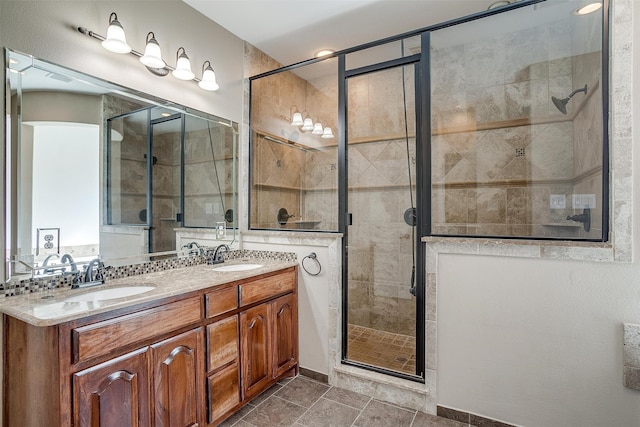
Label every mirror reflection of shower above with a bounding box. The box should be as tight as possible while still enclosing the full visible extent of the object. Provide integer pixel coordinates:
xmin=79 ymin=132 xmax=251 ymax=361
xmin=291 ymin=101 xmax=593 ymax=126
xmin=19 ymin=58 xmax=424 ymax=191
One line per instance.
xmin=552 ymin=84 xmax=588 ymax=114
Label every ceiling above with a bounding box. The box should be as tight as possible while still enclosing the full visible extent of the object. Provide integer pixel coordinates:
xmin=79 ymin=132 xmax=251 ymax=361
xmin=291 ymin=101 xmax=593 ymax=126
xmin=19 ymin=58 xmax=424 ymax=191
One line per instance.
xmin=182 ymin=0 xmax=501 ymax=66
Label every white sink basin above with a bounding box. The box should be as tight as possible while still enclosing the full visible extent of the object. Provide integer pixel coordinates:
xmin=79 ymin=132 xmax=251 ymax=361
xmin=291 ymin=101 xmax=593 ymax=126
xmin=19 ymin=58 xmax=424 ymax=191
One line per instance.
xmin=212 ymin=263 xmax=263 ymax=272
xmin=65 ymin=286 xmax=156 ymax=302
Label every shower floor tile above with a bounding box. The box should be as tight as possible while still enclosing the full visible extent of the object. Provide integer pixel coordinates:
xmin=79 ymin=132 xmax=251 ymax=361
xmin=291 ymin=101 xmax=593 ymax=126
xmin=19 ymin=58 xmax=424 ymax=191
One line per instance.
xmin=347 ymin=324 xmax=416 ymax=375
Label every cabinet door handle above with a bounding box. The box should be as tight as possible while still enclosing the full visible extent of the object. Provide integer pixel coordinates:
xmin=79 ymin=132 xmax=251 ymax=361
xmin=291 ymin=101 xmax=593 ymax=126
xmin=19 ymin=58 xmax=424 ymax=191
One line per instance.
xmin=248 ymin=319 xmax=257 ymax=329
xmin=277 ymin=305 xmax=289 ymax=317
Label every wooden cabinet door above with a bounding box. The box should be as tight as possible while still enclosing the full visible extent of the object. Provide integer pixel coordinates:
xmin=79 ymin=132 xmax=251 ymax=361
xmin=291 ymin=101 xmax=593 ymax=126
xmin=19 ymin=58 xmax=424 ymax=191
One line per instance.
xmin=207 ymin=363 xmax=240 ymax=424
xmin=151 ymin=328 xmax=203 ymax=427
xmin=240 ymin=304 xmax=272 ymax=400
xmin=73 ymin=347 xmax=151 ymax=427
xmin=271 ymin=293 xmax=298 ymax=378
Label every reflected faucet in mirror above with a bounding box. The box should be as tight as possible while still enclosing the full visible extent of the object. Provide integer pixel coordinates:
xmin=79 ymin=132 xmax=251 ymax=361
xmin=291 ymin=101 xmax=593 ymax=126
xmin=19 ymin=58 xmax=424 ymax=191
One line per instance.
xmin=182 ymin=241 xmax=204 ymax=256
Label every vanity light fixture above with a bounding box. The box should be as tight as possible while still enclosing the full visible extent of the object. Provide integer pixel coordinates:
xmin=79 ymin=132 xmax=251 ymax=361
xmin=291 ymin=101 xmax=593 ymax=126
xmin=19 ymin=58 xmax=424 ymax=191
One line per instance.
xmin=321 ymin=127 xmax=334 ymax=139
xmin=575 ymin=2 xmax=602 ymax=15
xmin=286 ymin=106 xmax=332 ymax=138
xmin=172 ymin=47 xmax=195 ymax=80
xmin=290 ymin=106 xmax=304 ymax=126
xmin=101 ymin=13 xmax=132 ymax=54
xmin=139 ymin=32 xmax=165 ymax=69
xmin=77 ymin=12 xmax=221 ymax=91
xmin=198 ymin=60 xmax=219 ymax=91
xmin=301 ymin=117 xmax=314 ymax=132
xmin=312 ymin=122 xmax=324 ymax=135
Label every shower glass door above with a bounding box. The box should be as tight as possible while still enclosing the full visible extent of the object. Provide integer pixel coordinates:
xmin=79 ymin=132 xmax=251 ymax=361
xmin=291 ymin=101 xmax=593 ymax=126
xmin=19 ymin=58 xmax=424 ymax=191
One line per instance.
xmin=344 ymin=62 xmax=421 ymax=377
xmin=149 ymin=114 xmax=182 ymax=253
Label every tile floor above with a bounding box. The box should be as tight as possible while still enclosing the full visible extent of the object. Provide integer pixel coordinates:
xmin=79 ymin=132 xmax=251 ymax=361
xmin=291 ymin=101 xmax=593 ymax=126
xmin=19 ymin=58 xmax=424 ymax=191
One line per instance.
xmin=347 ymin=324 xmax=416 ymax=375
xmin=219 ymin=375 xmax=467 ymax=427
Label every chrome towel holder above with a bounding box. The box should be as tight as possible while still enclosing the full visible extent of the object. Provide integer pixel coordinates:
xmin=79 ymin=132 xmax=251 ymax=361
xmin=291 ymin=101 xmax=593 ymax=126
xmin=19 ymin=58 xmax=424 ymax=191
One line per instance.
xmin=301 ymin=252 xmax=321 ymax=276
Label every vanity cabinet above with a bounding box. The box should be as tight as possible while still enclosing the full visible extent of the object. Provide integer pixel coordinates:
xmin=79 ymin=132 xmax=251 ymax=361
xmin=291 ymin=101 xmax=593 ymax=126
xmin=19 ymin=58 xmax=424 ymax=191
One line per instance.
xmin=73 ymin=347 xmax=151 ymax=427
xmin=240 ymin=289 xmax=298 ymax=400
xmin=3 ymin=266 xmax=298 ymax=427
xmin=150 ymin=329 xmax=203 ymax=427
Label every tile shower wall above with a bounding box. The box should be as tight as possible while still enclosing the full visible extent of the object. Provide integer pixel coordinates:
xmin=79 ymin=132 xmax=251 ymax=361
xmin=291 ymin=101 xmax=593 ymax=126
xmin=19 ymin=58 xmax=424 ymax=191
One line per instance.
xmin=430 ymin=18 xmax=603 ymax=239
xmin=183 ymin=125 xmax=236 ymax=227
xmin=249 ymin=48 xmax=338 ymax=231
xmin=103 ymin=96 xmax=148 ymax=226
xmin=345 ymin=66 xmax=417 ymax=336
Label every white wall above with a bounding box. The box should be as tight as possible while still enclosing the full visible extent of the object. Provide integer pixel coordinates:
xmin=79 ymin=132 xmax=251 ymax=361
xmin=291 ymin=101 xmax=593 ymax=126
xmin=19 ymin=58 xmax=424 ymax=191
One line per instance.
xmin=31 ymin=124 xmax=99 ymax=248
xmin=438 ymin=254 xmax=640 ymax=427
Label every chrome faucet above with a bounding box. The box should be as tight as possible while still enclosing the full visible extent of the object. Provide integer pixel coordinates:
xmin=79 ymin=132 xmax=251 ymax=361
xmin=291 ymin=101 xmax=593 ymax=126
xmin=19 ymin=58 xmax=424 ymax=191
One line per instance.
xmin=41 ymin=254 xmax=61 ymax=275
xmin=42 ymin=254 xmax=60 ymax=266
xmin=84 ymin=258 xmax=104 ymax=284
xmin=61 ymin=253 xmax=78 ymax=272
xmin=210 ymin=244 xmax=230 ymax=264
xmin=182 ymin=241 xmax=203 ymax=256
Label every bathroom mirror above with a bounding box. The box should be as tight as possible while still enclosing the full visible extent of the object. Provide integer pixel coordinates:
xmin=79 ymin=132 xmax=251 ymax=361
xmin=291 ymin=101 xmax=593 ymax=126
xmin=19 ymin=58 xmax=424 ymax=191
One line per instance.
xmin=4 ymin=49 xmax=238 ymax=281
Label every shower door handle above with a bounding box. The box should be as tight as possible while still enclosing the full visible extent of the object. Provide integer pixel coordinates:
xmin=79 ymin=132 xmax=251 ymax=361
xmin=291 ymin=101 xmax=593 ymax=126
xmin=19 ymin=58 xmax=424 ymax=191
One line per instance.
xmin=346 ymin=213 xmax=352 ymax=226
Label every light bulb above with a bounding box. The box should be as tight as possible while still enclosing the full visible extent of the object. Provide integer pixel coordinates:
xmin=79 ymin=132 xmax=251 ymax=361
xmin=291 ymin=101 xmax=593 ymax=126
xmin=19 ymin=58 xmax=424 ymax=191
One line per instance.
xmin=101 ymin=12 xmax=131 ymax=54
xmin=172 ymin=47 xmax=195 ymax=80
xmin=301 ymin=117 xmax=314 ymax=131
xmin=291 ymin=112 xmax=303 ymax=127
xmin=312 ymin=122 xmax=323 ymax=135
xmin=139 ymin=32 xmax=165 ymax=69
xmin=198 ymin=61 xmax=220 ymax=91
xmin=321 ymin=127 xmax=334 ymax=139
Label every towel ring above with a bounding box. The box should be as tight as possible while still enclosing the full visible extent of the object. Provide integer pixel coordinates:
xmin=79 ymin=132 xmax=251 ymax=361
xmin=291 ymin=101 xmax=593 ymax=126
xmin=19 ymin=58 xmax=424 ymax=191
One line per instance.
xmin=301 ymin=252 xmax=322 ymax=276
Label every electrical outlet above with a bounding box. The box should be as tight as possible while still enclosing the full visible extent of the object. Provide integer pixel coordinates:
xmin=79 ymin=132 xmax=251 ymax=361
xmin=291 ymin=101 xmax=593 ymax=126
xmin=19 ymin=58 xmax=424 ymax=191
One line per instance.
xmin=36 ymin=228 xmax=60 ymax=256
xmin=549 ymin=194 xmax=566 ymax=209
xmin=215 ymin=222 xmax=226 ymax=239
xmin=572 ymin=194 xmax=596 ymax=209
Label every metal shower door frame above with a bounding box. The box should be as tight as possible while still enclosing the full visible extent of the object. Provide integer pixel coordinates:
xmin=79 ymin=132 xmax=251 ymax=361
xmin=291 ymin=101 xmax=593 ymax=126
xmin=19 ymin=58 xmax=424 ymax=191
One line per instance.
xmin=339 ymin=51 xmax=427 ymax=382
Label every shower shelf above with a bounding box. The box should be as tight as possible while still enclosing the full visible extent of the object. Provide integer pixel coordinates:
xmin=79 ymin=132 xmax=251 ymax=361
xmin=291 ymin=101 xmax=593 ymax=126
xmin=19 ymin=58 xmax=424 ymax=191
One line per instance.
xmin=542 ymin=223 xmax=581 ymax=228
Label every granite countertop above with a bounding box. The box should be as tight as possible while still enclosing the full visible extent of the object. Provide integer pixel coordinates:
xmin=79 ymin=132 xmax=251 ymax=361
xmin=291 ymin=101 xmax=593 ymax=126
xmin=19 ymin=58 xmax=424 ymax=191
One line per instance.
xmin=0 ymin=258 xmax=298 ymax=327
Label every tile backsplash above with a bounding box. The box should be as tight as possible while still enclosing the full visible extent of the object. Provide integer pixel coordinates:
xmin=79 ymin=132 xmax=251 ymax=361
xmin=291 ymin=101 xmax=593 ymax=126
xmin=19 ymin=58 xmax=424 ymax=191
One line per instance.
xmin=2 ymin=249 xmax=297 ymax=297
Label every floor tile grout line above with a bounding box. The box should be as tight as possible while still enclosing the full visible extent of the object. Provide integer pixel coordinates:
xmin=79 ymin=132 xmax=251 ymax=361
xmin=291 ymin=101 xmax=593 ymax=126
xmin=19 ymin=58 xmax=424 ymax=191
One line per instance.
xmin=289 ymin=384 xmax=334 ymax=426
xmin=409 ymin=410 xmax=419 ymax=427
xmin=349 ymin=397 xmax=373 ymax=427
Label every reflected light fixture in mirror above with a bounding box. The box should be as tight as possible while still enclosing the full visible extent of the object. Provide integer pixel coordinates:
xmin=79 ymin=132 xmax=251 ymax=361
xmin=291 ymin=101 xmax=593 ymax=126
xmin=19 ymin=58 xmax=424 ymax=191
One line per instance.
xmin=321 ymin=127 xmax=334 ymax=139
xmin=78 ymin=11 xmax=220 ymax=91
xmin=312 ymin=122 xmax=323 ymax=135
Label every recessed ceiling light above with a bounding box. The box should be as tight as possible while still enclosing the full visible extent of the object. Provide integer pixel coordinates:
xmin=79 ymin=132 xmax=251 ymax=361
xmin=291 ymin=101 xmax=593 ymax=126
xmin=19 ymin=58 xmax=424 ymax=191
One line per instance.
xmin=488 ymin=1 xmax=510 ymax=10
xmin=575 ymin=2 xmax=602 ymax=15
xmin=315 ymin=49 xmax=335 ymax=58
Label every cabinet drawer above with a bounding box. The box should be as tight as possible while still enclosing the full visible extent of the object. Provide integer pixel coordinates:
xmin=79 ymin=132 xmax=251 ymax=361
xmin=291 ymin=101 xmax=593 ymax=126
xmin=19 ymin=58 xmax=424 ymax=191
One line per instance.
xmin=239 ymin=271 xmax=295 ymax=306
xmin=207 ymin=316 xmax=238 ymax=372
xmin=72 ymin=296 xmax=202 ymax=363
xmin=205 ymin=285 xmax=238 ymax=318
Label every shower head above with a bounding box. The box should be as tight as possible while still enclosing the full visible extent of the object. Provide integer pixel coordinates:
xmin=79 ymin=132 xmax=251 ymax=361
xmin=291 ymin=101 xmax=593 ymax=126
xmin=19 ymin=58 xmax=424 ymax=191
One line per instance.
xmin=551 ymin=84 xmax=588 ymax=114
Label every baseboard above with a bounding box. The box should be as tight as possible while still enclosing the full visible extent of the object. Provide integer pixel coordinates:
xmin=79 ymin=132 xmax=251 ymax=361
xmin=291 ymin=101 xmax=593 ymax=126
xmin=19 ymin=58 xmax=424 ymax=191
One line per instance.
xmin=437 ymin=405 xmax=518 ymax=427
xmin=299 ymin=367 xmax=329 ymax=383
